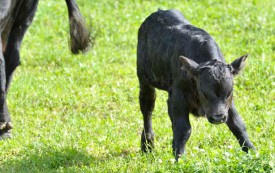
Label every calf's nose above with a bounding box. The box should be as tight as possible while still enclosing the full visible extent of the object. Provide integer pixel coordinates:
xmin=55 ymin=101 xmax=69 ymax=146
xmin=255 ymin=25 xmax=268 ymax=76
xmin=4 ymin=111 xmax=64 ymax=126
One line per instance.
xmin=209 ymin=114 xmax=226 ymax=124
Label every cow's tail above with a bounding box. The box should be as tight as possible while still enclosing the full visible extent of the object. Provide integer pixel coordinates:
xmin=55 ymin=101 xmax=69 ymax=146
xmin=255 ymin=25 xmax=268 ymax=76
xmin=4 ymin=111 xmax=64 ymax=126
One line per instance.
xmin=65 ymin=0 xmax=91 ymax=54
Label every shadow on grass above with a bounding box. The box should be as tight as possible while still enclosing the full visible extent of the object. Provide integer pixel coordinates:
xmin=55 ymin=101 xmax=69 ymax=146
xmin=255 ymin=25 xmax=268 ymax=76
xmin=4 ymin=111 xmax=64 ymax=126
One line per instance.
xmin=0 ymin=146 xmax=135 ymax=173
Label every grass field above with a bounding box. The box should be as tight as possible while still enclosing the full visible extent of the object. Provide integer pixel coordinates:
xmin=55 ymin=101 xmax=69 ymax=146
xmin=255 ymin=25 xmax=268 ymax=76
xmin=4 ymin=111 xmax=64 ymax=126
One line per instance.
xmin=0 ymin=0 xmax=274 ymax=172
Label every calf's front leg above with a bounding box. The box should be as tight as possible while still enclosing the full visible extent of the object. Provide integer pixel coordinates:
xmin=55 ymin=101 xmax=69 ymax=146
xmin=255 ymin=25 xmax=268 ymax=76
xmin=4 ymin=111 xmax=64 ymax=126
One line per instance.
xmin=169 ymin=88 xmax=191 ymax=161
xmin=226 ymin=103 xmax=255 ymax=152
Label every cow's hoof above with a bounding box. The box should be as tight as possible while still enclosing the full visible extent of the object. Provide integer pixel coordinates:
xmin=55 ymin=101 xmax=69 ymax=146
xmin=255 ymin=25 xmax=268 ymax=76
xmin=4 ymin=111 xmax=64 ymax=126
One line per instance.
xmin=0 ymin=122 xmax=13 ymax=140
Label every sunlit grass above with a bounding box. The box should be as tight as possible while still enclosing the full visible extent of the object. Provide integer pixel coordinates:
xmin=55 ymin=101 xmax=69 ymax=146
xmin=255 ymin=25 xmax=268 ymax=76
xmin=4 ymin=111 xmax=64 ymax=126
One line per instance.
xmin=0 ymin=0 xmax=274 ymax=172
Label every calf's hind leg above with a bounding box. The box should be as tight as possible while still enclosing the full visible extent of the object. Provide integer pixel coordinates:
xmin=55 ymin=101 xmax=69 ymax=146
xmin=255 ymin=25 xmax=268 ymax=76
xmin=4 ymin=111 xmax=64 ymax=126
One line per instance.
xmin=139 ymin=84 xmax=156 ymax=152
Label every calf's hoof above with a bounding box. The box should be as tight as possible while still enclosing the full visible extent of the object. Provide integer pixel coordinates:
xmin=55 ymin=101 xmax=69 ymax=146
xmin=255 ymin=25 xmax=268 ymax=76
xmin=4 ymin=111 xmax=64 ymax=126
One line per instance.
xmin=242 ymin=144 xmax=256 ymax=153
xmin=141 ymin=132 xmax=155 ymax=152
xmin=0 ymin=122 xmax=13 ymax=140
xmin=175 ymin=154 xmax=182 ymax=162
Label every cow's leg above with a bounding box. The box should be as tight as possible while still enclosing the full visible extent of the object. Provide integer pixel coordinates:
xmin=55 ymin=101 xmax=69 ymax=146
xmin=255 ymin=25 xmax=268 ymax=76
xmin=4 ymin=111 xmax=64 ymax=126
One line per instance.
xmin=4 ymin=0 xmax=38 ymax=91
xmin=139 ymin=83 xmax=156 ymax=152
xmin=0 ymin=1 xmax=38 ymax=139
xmin=0 ymin=1 xmax=12 ymax=139
xmin=0 ymin=37 xmax=12 ymax=139
xmin=169 ymin=88 xmax=191 ymax=161
xmin=226 ymin=102 xmax=255 ymax=152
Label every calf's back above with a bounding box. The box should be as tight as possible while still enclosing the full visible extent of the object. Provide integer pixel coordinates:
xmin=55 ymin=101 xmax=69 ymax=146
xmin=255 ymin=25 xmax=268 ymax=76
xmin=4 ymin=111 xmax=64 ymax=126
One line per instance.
xmin=137 ymin=9 xmax=224 ymax=90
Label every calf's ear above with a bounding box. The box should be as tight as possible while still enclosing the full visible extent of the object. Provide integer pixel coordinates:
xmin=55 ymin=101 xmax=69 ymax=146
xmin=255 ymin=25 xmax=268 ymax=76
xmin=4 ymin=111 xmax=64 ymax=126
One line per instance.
xmin=230 ymin=54 xmax=248 ymax=76
xmin=179 ymin=56 xmax=199 ymax=76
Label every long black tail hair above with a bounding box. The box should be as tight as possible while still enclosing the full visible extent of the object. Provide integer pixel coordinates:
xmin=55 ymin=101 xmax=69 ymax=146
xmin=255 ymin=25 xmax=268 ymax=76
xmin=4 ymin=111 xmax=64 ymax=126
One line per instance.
xmin=65 ymin=0 xmax=91 ymax=54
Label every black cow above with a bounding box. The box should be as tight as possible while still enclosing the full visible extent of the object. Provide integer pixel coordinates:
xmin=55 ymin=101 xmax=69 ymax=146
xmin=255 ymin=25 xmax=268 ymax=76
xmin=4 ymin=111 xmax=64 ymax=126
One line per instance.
xmin=137 ymin=9 xmax=255 ymax=161
xmin=0 ymin=0 xmax=91 ymax=139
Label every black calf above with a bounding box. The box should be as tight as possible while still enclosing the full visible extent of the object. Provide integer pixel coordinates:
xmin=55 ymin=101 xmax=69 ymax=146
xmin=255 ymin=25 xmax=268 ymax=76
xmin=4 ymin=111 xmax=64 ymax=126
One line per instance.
xmin=137 ymin=9 xmax=255 ymax=160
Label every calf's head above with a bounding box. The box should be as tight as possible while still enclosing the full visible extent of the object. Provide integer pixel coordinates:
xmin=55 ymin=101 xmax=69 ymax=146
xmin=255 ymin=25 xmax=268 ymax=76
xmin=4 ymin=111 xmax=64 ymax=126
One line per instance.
xmin=180 ymin=55 xmax=248 ymax=124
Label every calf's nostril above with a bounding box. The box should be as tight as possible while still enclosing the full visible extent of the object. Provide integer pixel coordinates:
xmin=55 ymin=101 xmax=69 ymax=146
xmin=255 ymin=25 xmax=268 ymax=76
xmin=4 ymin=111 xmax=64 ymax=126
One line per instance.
xmin=212 ymin=114 xmax=225 ymax=121
xmin=215 ymin=114 xmax=223 ymax=118
xmin=209 ymin=116 xmax=215 ymax=122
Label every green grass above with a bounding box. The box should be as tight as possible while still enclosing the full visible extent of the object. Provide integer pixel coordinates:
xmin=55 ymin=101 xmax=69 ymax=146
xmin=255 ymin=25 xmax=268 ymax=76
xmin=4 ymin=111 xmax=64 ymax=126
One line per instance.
xmin=0 ymin=0 xmax=274 ymax=172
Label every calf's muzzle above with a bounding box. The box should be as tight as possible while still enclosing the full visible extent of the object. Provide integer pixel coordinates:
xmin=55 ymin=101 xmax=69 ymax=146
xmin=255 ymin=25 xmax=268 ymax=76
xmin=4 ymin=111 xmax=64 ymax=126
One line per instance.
xmin=207 ymin=114 xmax=227 ymax=124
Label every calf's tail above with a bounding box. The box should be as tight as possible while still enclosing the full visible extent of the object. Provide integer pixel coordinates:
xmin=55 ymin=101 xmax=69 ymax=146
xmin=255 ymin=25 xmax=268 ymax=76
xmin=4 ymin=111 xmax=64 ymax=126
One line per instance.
xmin=65 ymin=0 xmax=91 ymax=54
